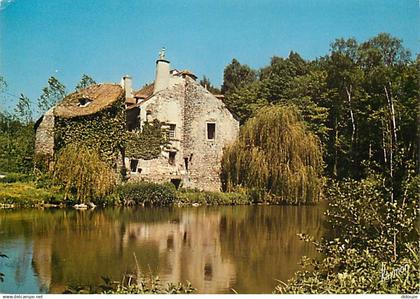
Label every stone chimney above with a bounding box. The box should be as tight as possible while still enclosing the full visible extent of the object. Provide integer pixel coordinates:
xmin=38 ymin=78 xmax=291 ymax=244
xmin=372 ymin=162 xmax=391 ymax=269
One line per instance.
xmin=153 ymin=48 xmax=170 ymax=94
xmin=121 ymin=75 xmax=133 ymax=99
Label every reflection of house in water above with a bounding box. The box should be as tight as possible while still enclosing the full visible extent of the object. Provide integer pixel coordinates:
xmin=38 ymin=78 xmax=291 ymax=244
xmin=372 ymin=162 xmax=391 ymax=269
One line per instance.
xmin=122 ymin=211 xmax=236 ymax=293
xmin=32 ymin=237 xmax=52 ymax=292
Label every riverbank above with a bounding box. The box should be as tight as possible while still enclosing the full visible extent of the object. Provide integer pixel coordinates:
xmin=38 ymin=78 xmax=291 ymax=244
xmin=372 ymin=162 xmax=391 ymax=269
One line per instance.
xmin=0 ymin=179 xmax=252 ymax=208
xmin=0 ymin=173 xmax=322 ymax=208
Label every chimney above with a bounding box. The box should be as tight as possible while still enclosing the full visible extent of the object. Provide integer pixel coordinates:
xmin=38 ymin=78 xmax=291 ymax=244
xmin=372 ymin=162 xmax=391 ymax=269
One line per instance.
xmin=153 ymin=48 xmax=170 ymax=94
xmin=121 ymin=75 xmax=133 ymax=99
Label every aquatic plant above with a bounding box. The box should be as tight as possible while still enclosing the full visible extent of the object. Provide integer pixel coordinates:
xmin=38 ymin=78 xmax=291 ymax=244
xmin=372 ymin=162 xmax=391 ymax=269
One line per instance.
xmin=221 ymin=105 xmax=323 ymax=204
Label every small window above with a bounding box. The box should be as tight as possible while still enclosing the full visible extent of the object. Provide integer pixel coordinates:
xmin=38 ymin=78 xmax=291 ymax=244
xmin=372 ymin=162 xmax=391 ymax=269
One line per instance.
xmin=168 ymin=152 xmax=176 ymax=165
xmin=146 ymin=110 xmax=152 ymax=122
xmin=207 ymin=123 xmax=215 ymax=140
xmin=184 ymin=157 xmax=189 ymax=171
xmin=130 ymin=159 xmax=138 ymax=172
xmin=78 ymin=97 xmax=92 ymax=107
xmin=167 ymin=124 xmax=176 ymax=139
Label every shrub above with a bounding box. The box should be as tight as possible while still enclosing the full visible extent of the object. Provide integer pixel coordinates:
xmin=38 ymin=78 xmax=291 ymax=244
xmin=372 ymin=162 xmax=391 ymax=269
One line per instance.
xmin=221 ymin=105 xmax=323 ymax=204
xmin=115 ymin=181 xmax=176 ymax=206
xmin=275 ymin=175 xmax=419 ymax=294
xmin=53 ymin=144 xmax=117 ymax=203
xmin=176 ymin=189 xmax=250 ymax=205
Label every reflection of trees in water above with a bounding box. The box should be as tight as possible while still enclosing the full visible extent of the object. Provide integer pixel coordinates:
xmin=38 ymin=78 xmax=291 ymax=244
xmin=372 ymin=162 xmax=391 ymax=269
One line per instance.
xmin=218 ymin=205 xmax=325 ymax=293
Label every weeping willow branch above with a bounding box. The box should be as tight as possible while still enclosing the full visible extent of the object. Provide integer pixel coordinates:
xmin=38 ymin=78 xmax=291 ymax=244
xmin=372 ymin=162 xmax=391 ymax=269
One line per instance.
xmin=53 ymin=143 xmax=117 ymax=203
xmin=221 ymin=105 xmax=323 ymax=204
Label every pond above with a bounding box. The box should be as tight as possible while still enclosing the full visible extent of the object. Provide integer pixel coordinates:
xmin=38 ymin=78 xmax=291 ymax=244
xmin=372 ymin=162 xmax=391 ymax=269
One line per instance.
xmin=0 ymin=205 xmax=325 ymax=294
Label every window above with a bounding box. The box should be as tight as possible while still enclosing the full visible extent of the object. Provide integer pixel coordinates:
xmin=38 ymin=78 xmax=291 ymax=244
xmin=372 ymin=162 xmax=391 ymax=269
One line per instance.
xmin=207 ymin=123 xmax=216 ymax=140
xmin=168 ymin=152 xmax=176 ymax=165
xmin=184 ymin=157 xmax=189 ymax=171
xmin=130 ymin=159 xmax=139 ymax=172
xmin=78 ymin=97 xmax=92 ymax=107
xmin=167 ymin=124 xmax=176 ymax=139
xmin=146 ymin=110 xmax=152 ymax=122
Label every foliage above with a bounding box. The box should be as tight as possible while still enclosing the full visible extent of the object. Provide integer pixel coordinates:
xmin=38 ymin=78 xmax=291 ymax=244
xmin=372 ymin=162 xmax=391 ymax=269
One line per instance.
xmin=221 ymin=58 xmax=257 ymax=94
xmin=0 ymin=172 xmax=33 ymax=183
xmin=275 ymin=175 xmax=419 ymax=294
xmin=176 ymin=189 xmax=250 ymax=205
xmin=0 ymin=252 xmax=7 ymax=283
xmin=114 ymin=181 xmax=176 ymax=206
xmin=221 ymin=105 xmax=323 ymax=204
xmin=53 ymin=143 xmax=116 ymax=203
xmin=222 ymin=34 xmax=417 ymax=184
xmin=54 ymin=99 xmax=126 ymax=165
xmin=125 ymin=120 xmax=167 ymax=160
xmin=0 ymin=182 xmax=63 ymax=206
xmin=65 ymin=271 xmax=195 ymax=294
xmin=0 ymin=112 xmax=35 ymax=173
xmin=199 ymin=75 xmax=221 ymax=94
xmin=37 ymin=76 xmax=66 ymax=115
xmin=14 ymin=93 xmax=33 ymax=124
xmin=75 ymin=74 xmax=97 ymax=91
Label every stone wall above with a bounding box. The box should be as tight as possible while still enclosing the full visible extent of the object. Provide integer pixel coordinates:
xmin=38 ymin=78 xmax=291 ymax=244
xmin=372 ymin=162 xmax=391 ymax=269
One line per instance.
xmin=182 ymin=78 xmax=239 ymax=191
xmin=34 ymin=107 xmax=55 ymax=157
xmin=127 ymin=76 xmax=239 ymax=191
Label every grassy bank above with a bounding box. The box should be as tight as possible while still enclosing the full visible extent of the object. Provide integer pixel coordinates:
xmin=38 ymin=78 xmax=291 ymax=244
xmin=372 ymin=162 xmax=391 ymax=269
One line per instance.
xmin=0 ymin=174 xmax=252 ymax=208
xmin=0 ymin=181 xmax=64 ymax=207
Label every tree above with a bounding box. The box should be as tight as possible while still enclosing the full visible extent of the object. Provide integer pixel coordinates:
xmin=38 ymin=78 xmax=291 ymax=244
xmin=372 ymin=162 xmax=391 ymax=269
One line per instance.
xmin=37 ymin=76 xmax=66 ymax=115
xmin=221 ymin=105 xmax=323 ymax=204
xmin=76 ymin=74 xmax=97 ymax=91
xmin=221 ymin=59 xmax=257 ymax=94
xmin=199 ymin=76 xmax=221 ymax=94
xmin=14 ymin=94 xmax=32 ymax=124
xmin=54 ymin=143 xmax=116 ymax=203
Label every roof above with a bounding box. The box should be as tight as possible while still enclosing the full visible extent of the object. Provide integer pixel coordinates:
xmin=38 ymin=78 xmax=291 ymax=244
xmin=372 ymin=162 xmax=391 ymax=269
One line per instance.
xmin=54 ymin=84 xmax=124 ymax=118
xmin=176 ymin=70 xmax=197 ymax=80
xmin=134 ymin=83 xmax=154 ymax=99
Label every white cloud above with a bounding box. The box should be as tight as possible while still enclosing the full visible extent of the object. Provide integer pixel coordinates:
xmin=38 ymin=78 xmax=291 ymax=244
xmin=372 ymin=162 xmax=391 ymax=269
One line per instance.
xmin=0 ymin=0 xmax=15 ymax=11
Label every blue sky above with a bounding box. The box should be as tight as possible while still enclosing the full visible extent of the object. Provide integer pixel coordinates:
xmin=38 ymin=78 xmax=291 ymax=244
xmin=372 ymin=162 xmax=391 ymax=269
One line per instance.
xmin=0 ymin=0 xmax=418 ymax=114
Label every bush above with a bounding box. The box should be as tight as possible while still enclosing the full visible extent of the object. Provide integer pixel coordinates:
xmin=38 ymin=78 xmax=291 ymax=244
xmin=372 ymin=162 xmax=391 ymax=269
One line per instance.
xmin=176 ymin=189 xmax=250 ymax=205
xmin=115 ymin=181 xmax=176 ymax=206
xmin=275 ymin=175 xmax=419 ymax=294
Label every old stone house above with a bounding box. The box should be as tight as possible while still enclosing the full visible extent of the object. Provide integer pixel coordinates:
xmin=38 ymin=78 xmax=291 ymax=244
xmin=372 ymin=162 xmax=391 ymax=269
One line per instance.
xmin=35 ymin=51 xmax=239 ymax=191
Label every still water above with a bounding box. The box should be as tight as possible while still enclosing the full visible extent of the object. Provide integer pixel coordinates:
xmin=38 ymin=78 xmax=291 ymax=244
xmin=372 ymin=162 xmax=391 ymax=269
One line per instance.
xmin=0 ymin=205 xmax=325 ymax=294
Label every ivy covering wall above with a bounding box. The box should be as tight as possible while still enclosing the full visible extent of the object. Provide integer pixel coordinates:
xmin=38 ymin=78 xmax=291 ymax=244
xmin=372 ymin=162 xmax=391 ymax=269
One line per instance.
xmin=54 ymin=97 xmax=166 ymax=168
xmin=125 ymin=119 xmax=167 ymax=160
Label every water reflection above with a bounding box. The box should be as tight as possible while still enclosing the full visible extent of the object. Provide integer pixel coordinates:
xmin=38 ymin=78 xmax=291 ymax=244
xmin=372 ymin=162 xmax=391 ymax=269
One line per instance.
xmin=0 ymin=205 xmax=325 ymax=294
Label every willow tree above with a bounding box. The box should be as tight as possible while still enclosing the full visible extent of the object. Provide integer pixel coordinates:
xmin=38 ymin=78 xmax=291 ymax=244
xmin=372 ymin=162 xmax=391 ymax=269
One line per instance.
xmin=54 ymin=143 xmax=116 ymax=203
xmin=221 ymin=105 xmax=323 ymax=204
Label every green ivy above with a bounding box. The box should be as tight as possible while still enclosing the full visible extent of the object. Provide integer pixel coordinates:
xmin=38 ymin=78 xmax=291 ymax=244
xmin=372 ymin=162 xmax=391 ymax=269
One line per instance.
xmin=125 ymin=119 xmax=167 ymax=160
xmin=53 ymin=97 xmax=166 ymax=168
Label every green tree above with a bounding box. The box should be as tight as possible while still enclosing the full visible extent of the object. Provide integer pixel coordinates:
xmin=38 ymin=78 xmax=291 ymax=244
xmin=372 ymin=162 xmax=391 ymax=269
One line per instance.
xmin=54 ymin=143 xmax=116 ymax=203
xmin=75 ymin=74 xmax=97 ymax=91
xmin=37 ymin=76 xmax=66 ymax=115
xmin=199 ymin=75 xmax=221 ymax=94
xmin=14 ymin=93 xmax=33 ymax=124
xmin=221 ymin=58 xmax=257 ymax=94
xmin=221 ymin=105 xmax=323 ymax=204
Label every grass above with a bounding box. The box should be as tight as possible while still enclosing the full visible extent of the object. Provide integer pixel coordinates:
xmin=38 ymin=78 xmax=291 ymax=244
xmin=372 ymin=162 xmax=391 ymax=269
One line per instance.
xmin=175 ymin=189 xmax=250 ymax=205
xmin=0 ymin=182 xmax=64 ymax=207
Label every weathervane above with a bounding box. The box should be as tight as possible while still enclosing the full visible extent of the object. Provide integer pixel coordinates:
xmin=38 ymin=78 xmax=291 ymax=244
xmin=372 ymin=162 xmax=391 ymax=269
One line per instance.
xmin=159 ymin=47 xmax=166 ymax=59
